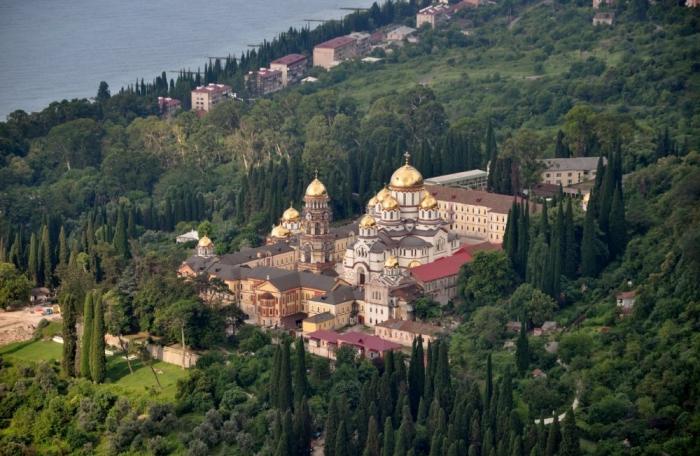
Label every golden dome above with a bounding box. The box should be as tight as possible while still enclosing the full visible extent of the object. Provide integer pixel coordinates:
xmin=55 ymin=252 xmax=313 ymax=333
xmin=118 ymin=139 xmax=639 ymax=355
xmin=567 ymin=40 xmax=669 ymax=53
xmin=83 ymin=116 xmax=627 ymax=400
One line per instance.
xmin=376 ymin=187 xmax=391 ymax=202
xmin=419 ymin=191 xmax=438 ymax=210
xmin=368 ymin=196 xmax=379 ymax=207
xmin=385 ymin=256 xmax=399 ymax=268
xmin=408 ymin=260 xmax=422 ymax=268
xmin=359 ymin=214 xmax=377 ymax=228
xmin=198 ymin=236 xmax=212 ymax=247
xmin=305 ymin=178 xmax=327 ymax=197
xmin=390 ymin=153 xmax=423 ymax=189
xmin=382 ymin=194 xmax=400 ymax=211
xmin=271 ymin=225 xmax=291 ymax=238
xmin=282 ymin=205 xmax=300 ymax=222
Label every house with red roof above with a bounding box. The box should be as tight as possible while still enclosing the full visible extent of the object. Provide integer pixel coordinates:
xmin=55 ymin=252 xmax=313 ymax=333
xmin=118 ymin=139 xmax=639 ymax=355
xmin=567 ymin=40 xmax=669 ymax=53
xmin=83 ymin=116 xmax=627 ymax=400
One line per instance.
xmin=304 ymin=330 xmax=401 ymax=360
xmin=313 ymin=36 xmax=358 ymax=69
xmin=409 ymin=242 xmax=500 ymax=304
xmin=270 ymin=53 xmax=308 ymax=86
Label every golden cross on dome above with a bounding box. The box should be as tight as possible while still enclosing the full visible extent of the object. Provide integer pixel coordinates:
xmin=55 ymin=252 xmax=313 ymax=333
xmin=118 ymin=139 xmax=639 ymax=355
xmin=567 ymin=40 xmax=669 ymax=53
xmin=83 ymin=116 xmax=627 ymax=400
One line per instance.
xmin=314 ymin=169 xmax=319 ymax=179
xmin=404 ymin=151 xmax=411 ymax=165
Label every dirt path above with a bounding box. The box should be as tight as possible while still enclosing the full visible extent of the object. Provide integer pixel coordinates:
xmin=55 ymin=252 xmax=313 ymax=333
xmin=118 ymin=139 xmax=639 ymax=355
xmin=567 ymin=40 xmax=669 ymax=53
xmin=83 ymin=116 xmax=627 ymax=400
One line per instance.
xmin=0 ymin=310 xmax=59 ymax=345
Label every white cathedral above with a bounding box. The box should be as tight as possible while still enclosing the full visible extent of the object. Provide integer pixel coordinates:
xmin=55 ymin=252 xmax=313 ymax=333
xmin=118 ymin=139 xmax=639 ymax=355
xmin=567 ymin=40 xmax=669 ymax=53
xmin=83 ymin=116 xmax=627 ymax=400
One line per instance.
xmin=343 ymin=153 xmax=460 ymax=287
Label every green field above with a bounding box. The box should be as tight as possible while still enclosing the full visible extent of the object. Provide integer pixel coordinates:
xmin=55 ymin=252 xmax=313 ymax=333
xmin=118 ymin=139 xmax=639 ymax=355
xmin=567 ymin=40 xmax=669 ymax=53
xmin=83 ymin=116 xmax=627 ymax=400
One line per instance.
xmin=0 ymin=339 xmax=186 ymax=401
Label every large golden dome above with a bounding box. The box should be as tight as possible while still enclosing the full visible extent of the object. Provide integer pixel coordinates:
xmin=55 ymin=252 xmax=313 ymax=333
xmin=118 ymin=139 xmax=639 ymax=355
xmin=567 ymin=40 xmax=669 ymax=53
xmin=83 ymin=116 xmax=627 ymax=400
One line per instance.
xmin=271 ymin=225 xmax=291 ymax=238
xmin=282 ymin=205 xmax=300 ymax=222
xmin=408 ymin=260 xmax=422 ymax=268
xmin=385 ymin=255 xmax=399 ymax=268
xmin=359 ymin=214 xmax=377 ymax=228
xmin=368 ymin=196 xmax=379 ymax=207
xmin=382 ymin=194 xmax=400 ymax=211
xmin=305 ymin=178 xmax=327 ymax=197
xmin=390 ymin=153 xmax=423 ymax=189
xmin=198 ymin=236 xmax=212 ymax=247
xmin=419 ymin=191 xmax=438 ymax=210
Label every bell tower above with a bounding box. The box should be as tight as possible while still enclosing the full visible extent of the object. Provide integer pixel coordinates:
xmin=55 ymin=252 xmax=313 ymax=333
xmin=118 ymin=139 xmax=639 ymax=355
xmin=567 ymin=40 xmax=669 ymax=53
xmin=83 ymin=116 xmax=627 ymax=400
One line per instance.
xmin=298 ymin=171 xmax=335 ymax=273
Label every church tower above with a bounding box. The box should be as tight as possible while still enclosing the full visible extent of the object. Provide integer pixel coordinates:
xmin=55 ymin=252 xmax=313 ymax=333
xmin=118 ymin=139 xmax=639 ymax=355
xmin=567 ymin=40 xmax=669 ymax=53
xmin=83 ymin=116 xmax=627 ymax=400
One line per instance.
xmin=298 ymin=172 xmax=334 ymax=274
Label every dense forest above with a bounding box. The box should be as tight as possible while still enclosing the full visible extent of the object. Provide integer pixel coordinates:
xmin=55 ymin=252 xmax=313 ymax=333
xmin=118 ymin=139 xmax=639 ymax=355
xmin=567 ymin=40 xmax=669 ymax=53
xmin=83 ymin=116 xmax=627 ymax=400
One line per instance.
xmin=0 ymin=0 xmax=699 ymax=454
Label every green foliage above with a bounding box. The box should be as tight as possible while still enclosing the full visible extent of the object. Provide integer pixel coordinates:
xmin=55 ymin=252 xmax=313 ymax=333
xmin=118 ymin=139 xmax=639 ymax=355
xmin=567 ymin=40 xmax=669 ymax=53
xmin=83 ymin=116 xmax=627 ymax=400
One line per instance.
xmin=0 ymin=262 xmax=32 ymax=309
xmin=457 ymin=251 xmax=516 ymax=315
xmin=80 ymin=292 xmax=94 ymax=379
xmin=60 ymin=293 xmax=78 ymax=377
xmin=90 ymin=292 xmax=106 ymax=383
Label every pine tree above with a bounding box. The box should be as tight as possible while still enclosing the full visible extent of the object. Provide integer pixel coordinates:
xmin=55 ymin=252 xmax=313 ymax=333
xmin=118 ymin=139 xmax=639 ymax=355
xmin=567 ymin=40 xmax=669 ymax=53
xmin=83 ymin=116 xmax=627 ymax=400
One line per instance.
xmin=608 ymin=187 xmax=626 ymax=259
xmin=294 ymin=337 xmax=309 ymax=407
xmin=80 ymin=292 xmax=94 ymax=380
xmin=381 ymin=417 xmax=395 ymax=456
xmin=515 ymin=322 xmax=529 ymax=376
xmin=28 ymin=233 xmax=39 ymax=284
xmin=113 ymin=206 xmax=130 ymax=259
xmin=363 ymin=415 xmax=381 ymax=456
xmin=90 ymin=293 xmax=106 ymax=383
xmin=61 ymin=293 xmax=78 ymax=377
xmin=559 ymin=409 xmax=580 ymax=456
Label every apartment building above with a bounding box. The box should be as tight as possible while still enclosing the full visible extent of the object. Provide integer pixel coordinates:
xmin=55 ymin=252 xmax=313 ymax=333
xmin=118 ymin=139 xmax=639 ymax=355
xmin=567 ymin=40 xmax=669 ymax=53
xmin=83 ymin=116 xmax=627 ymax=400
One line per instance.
xmin=269 ymin=53 xmax=308 ymax=86
xmin=191 ymin=83 xmax=232 ymax=112
xmin=245 ymin=68 xmax=283 ymax=96
xmin=416 ymin=4 xmax=451 ymax=28
xmin=313 ymin=36 xmax=357 ymax=69
xmin=538 ymin=157 xmax=604 ymax=186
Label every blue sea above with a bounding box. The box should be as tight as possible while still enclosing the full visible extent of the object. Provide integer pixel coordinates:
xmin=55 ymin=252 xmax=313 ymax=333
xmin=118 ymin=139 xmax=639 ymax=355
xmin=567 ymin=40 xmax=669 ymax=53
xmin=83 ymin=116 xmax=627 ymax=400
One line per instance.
xmin=0 ymin=0 xmax=375 ymax=118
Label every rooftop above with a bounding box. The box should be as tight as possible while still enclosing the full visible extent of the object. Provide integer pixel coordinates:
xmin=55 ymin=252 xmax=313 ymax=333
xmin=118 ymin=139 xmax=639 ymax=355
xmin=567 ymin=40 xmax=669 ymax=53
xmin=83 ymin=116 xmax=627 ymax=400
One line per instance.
xmin=616 ymin=290 xmax=637 ymax=299
xmin=191 ymin=83 xmax=232 ymax=94
xmin=538 ymin=157 xmax=605 ymax=172
xmin=426 ymin=185 xmax=529 ymax=214
xmin=315 ymin=36 xmax=357 ymax=50
xmin=338 ymin=332 xmax=403 ymax=352
xmin=424 ymin=169 xmax=488 ymax=184
xmin=410 ymin=242 xmax=500 ymax=282
xmin=418 ymin=4 xmax=451 ymax=15
xmin=270 ymin=53 xmax=307 ymax=66
xmin=375 ymin=319 xmax=445 ymax=337
xmin=304 ymin=312 xmax=335 ymax=324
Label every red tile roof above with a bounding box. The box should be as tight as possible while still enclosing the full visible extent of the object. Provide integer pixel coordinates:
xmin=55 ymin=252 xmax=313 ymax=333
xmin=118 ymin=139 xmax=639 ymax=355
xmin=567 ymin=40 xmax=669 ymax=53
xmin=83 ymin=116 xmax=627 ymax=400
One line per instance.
xmin=616 ymin=290 xmax=637 ymax=299
xmin=315 ymin=36 xmax=356 ymax=50
xmin=306 ymin=330 xmax=339 ymax=343
xmin=410 ymin=243 xmax=501 ymax=283
xmin=271 ymin=54 xmax=307 ymax=66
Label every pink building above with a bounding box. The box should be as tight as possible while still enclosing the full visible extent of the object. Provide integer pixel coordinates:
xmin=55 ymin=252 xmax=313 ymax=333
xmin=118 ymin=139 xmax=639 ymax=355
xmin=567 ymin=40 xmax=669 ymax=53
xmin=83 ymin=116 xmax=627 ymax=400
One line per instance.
xmin=305 ymin=330 xmax=402 ymax=360
xmin=157 ymin=97 xmax=181 ymax=117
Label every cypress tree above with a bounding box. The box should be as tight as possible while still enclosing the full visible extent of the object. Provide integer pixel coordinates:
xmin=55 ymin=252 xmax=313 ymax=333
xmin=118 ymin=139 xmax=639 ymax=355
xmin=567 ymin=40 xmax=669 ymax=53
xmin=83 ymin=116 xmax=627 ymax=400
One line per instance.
xmin=294 ymin=397 xmax=312 ymax=455
xmin=28 ymin=233 xmax=39 ymax=284
xmin=60 ymin=293 xmax=78 ymax=377
xmin=127 ymin=208 xmax=136 ymax=238
xmin=429 ymin=434 xmax=443 ymax=456
xmin=554 ymin=130 xmax=570 ymax=158
xmin=485 ymin=353 xmax=494 ymax=409
xmin=608 ymin=187 xmax=626 ymax=259
xmin=90 ymin=293 xmax=106 ymax=383
xmin=325 ymin=398 xmax=339 ymax=456
xmin=381 ymin=417 xmax=395 ymax=456
xmin=58 ymin=226 xmax=68 ymax=266
xmin=80 ymin=292 xmax=94 ymax=380
xmin=393 ymin=421 xmax=408 ymax=456
xmin=113 ymin=206 xmax=130 ymax=259
xmin=559 ymin=409 xmax=580 ymax=456
xmin=563 ymin=199 xmax=577 ymax=279
xmin=363 ymin=416 xmax=380 ymax=456
xmin=516 ymin=204 xmax=529 ymax=277
xmin=293 ymin=337 xmax=309 ymax=406
xmin=544 ymin=415 xmax=560 ymax=456
xmin=408 ymin=336 xmax=425 ymax=418
xmin=580 ymin=207 xmax=607 ymax=277
xmin=270 ymin=345 xmax=280 ymax=407
xmin=278 ymin=340 xmax=292 ymax=411
xmin=335 ymin=420 xmax=350 ymax=456
xmin=515 ymin=322 xmax=529 ymax=376
xmin=41 ymin=225 xmax=52 ymax=286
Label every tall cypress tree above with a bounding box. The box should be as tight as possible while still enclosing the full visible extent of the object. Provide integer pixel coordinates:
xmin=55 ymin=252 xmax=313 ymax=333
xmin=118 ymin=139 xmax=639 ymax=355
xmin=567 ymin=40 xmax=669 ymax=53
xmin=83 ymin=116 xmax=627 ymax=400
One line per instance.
xmin=580 ymin=207 xmax=607 ymax=277
xmin=364 ymin=416 xmax=381 ymax=456
xmin=607 ymin=187 xmax=626 ymax=259
xmin=61 ymin=293 xmax=78 ymax=377
xmin=58 ymin=226 xmax=68 ymax=266
xmin=270 ymin=345 xmax=280 ymax=407
xmin=544 ymin=414 xmax=560 ymax=456
xmin=335 ymin=420 xmax=350 ymax=456
xmin=381 ymin=417 xmax=395 ymax=456
xmin=515 ymin=322 xmax=529 ymax=376
xmin=28 ymin=233 xmax=39 ymax=285
xmin=294 ymin=397 xmax=312 ymax=456
xmin=293 ymin=337 xmax=309 ymax=407
xmin=90 ymin=293 xmax=106 ymax=383
xmin=278 ymin=341 xmax=292 ymax=411
xmin=41 ymin=225 xmax=52 ymax=286
xmin=113 ymin=206 xmax=130 ymax=259
xmin=80 ymin=292 xmax=94 ymax=380
xmin=559 ymin=409 xmax=580 ymax=456
xmin=485 ymin=353 xmax=494 ymax=410
xmin=563 ymin=199 xmax=577 ymax=279
xmin=408 ymin=336 xmax=425 ymax=418
xmin=325 ymin=397 xmax=339 ymax=456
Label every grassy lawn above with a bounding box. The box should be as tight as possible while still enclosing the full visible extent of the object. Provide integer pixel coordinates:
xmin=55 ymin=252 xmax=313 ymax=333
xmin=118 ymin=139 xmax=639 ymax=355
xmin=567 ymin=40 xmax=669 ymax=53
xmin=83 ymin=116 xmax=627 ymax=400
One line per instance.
xmin=0 ymin=339 xmax=187 ymax=402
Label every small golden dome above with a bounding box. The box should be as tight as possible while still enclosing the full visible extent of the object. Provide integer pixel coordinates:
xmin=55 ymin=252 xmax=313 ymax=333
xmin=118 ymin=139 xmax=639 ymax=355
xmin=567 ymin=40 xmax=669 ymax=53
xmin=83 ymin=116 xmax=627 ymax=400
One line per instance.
xmin=271 ymin=225 xmax=291 ymax=238
xmin=408 ymin=260 xmax=422 ymax=268
xmin=282 ymin=205 xmax=300 ymax=222
xmin=385 ymin=256 xmax=399 ymax=268
xmin=382 ymin=194 xmax=400 ymax=211
xmin=419 ymin=191 xmax=438 ymax=210
xmin=376 ymin=187 xmax=391 ymax=202
xmin=368 ymin=196 xmax=379 ymax=207
xmin=198 ymin=236 xmax=212 ymax=247
xmin=305 ymin=178 xmax=327 ymax=197
xmin=390 ymin=153 xmax=423 ymax=189
xmin=359 ymin=214 xmax=377 ymax=228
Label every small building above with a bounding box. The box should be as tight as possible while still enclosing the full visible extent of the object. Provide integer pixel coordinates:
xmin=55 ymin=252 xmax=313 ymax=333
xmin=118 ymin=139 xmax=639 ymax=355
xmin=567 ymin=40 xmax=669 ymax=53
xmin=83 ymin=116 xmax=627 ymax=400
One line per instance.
xmin=563 ymin=180 xmax=595 ymax=211
xmin=176 ymin=230 xmax=199 ymax=244
xmin=387 ymin=25 xmax=417 ymax=42
xmin=270 ymin=54 xmax=308 ymax=86
xmin=593 ymin=12 xmax=615 ymax=26
xmin=305 ymin=330 xmax=401 ymax=360
xmin=313 ymin=36 xmax=358 ymax=69
xmin=374 ymin=319 xmax=445 ymax=348
xmin=538 ymin=157 xmax=605 ymax=187
xmin=348 ymin=32 xmax=372 ymax=56
xmin=688 ymin=0 xmax=700 ymax=7
xmin=545 ymin=341 xmax=559 ymax=354
xmin=302 ymin=286 xmax=357 ymax=333
xmin=191 ymin=83 xmax=233 ymax=112
xmin=29 ymin=287 xmax=51 ymax=304
xmin=528 ymin=183 xmax=561 ymax=200
xmin=616 ymin=290 xmax=636 ymax=313
xmin=245 ymin=68 xmax=283 ymax=96
xmin=301 ymin=76 xmax=319 ymax=84
xmin=541 ymin=321 xmax=559 ymax=334
xmin=506 ymin=321 xmax=522 ymax=333
xmin=425 ymin=169 xmax=488 ymax=190
xmin=157 ymin=97 xmax=181 ymax=117
xmin=532 ymin=368 xmax=547 ymax=379
xmin=302 ymin=312 xmax=336 ymax=333
xmin=592 ymin=0 xmax=614 ymax=8
xmin=417 ymin=4 xmax=452 ymax=28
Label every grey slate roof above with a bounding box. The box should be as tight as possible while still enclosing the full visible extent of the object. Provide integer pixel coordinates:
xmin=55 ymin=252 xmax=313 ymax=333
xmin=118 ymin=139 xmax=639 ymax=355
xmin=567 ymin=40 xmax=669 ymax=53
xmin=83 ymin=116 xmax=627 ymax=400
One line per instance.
xmin=304 ymin=312 xmax=335 ymax=323
xmin=538 ymin=157 xmax=605 ymax=172
xmin=218 ymin=242 xmax=294 ymax=266
xmin=310 ymin=285 xmax=357 ymax=305
xmin=399 ymin=236 xmax=432 ymax=248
